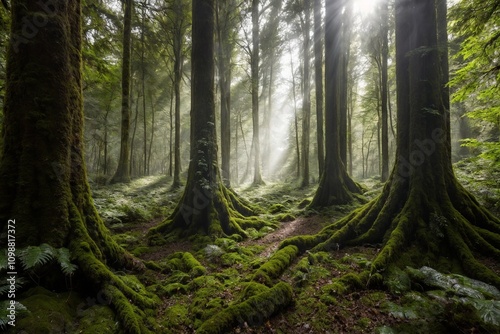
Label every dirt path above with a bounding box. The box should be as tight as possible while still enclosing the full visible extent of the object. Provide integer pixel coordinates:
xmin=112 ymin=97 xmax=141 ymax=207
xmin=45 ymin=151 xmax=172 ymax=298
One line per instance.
xmin=242 ymin=216 xmax=326 ymax=258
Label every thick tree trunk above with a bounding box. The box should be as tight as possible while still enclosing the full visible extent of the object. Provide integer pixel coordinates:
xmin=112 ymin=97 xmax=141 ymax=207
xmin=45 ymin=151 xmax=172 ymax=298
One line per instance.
xmin=284 ymin=0 xmax=500 ymax=288
xmin=172 ymin=25 xmax=183 ymax=188
xmin=251 ymin=0 xmax=264 ymax=185
xmin=300 ymin=0 xmax=311 ymax=188
xmin=313 ymin=0 xmax=324 ymax=178
xmin=310 ymin=0 xmax=361 ymax=207
xmin=150 ymin=0 xmax=262 ymax=238
xmin=0 ymin=1 xmax=157 ymax=332
xmin=110 ymin=0 xmax=132 ymax=183
xmin=380 ymin=0 xmax=390 ymax=182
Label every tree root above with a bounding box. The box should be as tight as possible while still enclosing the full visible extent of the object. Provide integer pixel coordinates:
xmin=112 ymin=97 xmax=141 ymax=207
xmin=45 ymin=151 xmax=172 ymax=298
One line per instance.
xmin=281 ymin=175 xmax=500 ymax=290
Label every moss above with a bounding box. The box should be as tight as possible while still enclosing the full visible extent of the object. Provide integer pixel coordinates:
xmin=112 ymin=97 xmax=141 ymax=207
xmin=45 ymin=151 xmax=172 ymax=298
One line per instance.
xmin=240 ymin=282 xmax=270 ymax=300
xmin=162 ymin=304 xmax=189 ymax=328
xmin=163 ymin=283 xmax=189 ymax=296
xmin=131 ymin=246 xmax=150 ymax=257
xmin=75 ymin=304 xmax=120 ymax=334
xmin=196 ymin=282 xmax=293 ymax=334
xmin=14 ymin=287 xmax=80 ymax=333
xmin=253 ymin=245 xmax=299 ymax=285
xmin=221 ymin=252 xmax=244 ymax=266
xmin=275 ymin=213 xmax=296 ymax=222
xmin=165 ymin=252 xmax=207 ymax=277
xmin=298 ymin=198 xmax=312 ymax=209
xmin=269 ymin=203 xmax=286 ymax=214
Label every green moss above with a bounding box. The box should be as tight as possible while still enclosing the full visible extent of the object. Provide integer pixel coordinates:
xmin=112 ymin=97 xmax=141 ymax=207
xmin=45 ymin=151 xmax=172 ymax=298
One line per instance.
xmin=162 ymin=304 xmax=189 ymax=328
xmin=163 ymin=283 xmax=189 ymax=296
xmin=221 ymin=252 xmax=244 ymax=266
xmin=197 ymin=282 xmax=293 ymax=334
xmin=269 ymin=204 xmax=286 ymax=214
xmin=240 ymin=282 xmax=270 ymax=300
xmin=165 ymin=252 xmax=207 ymax=277
xmin=275 ymin=213 xmax=296 ymax=222
xmin=253 ymin=245 xmax=299 ymax=285
xmin=75 ymin=305 xmax=120 ymax=334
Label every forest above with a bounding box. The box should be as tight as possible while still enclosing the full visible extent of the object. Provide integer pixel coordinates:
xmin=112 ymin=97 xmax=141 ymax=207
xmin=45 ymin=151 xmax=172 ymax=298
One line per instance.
xmin=0 ymin=0 xmax=499 ymax=332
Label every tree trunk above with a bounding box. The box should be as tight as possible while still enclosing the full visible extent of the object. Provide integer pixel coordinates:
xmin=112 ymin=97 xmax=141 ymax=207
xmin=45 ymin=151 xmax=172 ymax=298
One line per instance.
xmin=216 ymin=0 xmax=235 ymax=188
xmin=380 ymin=0 xmax=390 ymax=182
xmin=150 ymin=0 xmax=260 ymax=238
xmin=339 ymin=0 xmax=352 ymax=167
xmin=313 ymin=0 xmax=324 ymax=178
xmin=284 ymin=0 xmax=500 ymax=289
xmin=251 ymin=0 xmax=264 ymax=185
xmin=301 ymin=0 xmax=311 ymax=188
xmin=290 ymin=51 xmax=301 ymax=179
xmin=0 ymin=1 xmax=157 ymax=332
xmin=110 ymin=0 xmax=132 ymax=183
xmin=310 ymin=0 xmax=361 ymax=207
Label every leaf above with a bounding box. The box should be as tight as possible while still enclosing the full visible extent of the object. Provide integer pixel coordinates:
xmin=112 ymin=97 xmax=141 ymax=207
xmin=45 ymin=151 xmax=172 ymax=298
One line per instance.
xmin=18 ymin=243 xmax=55 ymax=270
xmin=56 ymin=248 xmax=78 ymax=276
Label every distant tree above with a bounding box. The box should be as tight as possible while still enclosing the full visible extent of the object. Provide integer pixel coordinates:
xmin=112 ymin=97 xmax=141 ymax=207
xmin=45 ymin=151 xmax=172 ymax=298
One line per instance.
xmin=285 ymin=0 xmax=500 ymax=288
xmin=310 ymin=0 xmax=361 ymax=206
xmin=0 ymin=0 xmax=157 ymax=331
xmin=251 ymin=0 xmax=264 ymax=185
xmin=149 ymin=0 xmax=259 ymax=237
xmin=300 ymin=0 xmax=312 ymax=187
xmin=110 ymin=0 xmax=133 ymax=183
xmin=313 ymin=0 xmax=324 ymax=177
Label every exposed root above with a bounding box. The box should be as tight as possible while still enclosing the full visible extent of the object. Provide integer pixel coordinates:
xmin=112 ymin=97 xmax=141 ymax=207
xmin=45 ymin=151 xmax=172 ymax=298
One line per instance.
xmin=280 ymin=173 xmax=500 ymax=290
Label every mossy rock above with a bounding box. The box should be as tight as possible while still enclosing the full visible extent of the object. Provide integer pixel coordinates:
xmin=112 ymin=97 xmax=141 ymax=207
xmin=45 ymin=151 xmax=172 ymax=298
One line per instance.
xmin=197 ymin=282 xmax=293 ymax=334
xmin=253 ymin=245 xmax=299 ymax=285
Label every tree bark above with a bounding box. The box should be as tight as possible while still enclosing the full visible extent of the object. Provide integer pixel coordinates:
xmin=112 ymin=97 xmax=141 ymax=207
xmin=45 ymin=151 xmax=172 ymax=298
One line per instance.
xmin=150 ymin=0 xmax=261 ymax=238
xmin=300 ymin=0 xmax=311 ymax=188
xmin=313 ymin=0 xmax=324 ymax=178
xmin=110 ymin=0 xmax=132 ymax=183
xmin=310 ymin=0 xmax=361 ymax=207
xmin=380 ymin=0 xmax=390 ymax=182
xmin=0 ymin=1 xmax=157 ymax=332
xmin=251 ymin=0 xmax=264 ymax=185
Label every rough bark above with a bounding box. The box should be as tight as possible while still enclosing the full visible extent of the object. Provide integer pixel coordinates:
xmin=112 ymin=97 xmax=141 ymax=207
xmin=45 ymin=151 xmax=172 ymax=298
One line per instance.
xmin=380 ymin=0 xmax=390 ymax=182
xmin=110 ymin=0 xmax=132 ymax=183
xmin=310 ymin=0 xmax=361 ymax=207
xmin=0 ymin=1 xmax=157 ymax=332
xmin=284 ymin=0 xmax=500 ymax=288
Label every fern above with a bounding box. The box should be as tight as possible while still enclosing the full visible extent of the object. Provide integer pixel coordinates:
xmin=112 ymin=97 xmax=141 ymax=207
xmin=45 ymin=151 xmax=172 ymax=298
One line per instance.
xmin=18 ymin=243 xmax=55 ymax=270
xmin=0 ymin=300 xmax=28 ymax=329
xmin=56 ymin=248 xmax=78 ymax=276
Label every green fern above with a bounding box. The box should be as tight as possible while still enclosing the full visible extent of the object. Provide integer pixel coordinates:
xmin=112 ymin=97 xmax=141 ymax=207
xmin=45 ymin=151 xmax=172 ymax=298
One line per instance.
xmin=18 ymin=243 xmax=55 ymax=270
xmin=0 ymin=300 xmax=28 ymax=329
xmin=56 ymin=248 xmax=78 ymax=276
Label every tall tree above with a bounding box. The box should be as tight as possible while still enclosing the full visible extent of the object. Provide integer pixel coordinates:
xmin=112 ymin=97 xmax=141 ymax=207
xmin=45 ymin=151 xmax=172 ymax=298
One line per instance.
xmin=251 ymin=0 xmax=264 ymax=185
xmin=171 ymin=0 xmax=190 ymax=188
xmin=313 ymin=0 xmax=324 ymax=177
xmin=310 ymin=0 xmax=361 ymax=206
xmin=285 ymin=0 xmax=500 ymax=287
xmin=300 ymin=0 xmax=311 ymax=187
xmin=0 ymin=0 xmax=157 ymax=332
xmin=216 ymin=0 xmax=237 ymax=187
xmin=149 ymin=0 xmax=260 ymax=237
xmin=110 ymin=0 xmax=133 ymax=183
xmin=380 ymin=0 xmax=390 ymax=181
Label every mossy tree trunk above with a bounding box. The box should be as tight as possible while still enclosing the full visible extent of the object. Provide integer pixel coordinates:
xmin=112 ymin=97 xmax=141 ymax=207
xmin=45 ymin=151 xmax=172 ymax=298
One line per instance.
xmin=0 ymin=1 xmax=157 ymax=332
xmin=110 ymin=0 xmax=132 ymax=184
xmin=285 ymin=0 xmax=500 ymax=287
xmin=149 ymin=0 xmax=257 ymax=238
xmin=310 ymin=0 xmax=361 ymax=207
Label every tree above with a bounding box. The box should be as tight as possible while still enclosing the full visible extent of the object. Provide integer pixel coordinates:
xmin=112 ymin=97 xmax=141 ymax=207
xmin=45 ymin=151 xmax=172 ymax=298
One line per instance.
xmin=285 ymin=0 xmax=500 ymax=287
xmin=300 ymin=0 xmax=311 ymax=187
xmin=110 ymin=0 xmax=133 ymax=183
xmin=251 ymin=0 xmax=264 ymax=185
xmin=310 ymin=0 xmax=361 ymax=207
xmin=216 ymin=0 xmax=238 ymax=187
xmin=0 ymin=0 xmax=157 ymax=332
xmin=149 ymin=0 xmax=261 ymax=238
xmin=313 ymin=0 xmax=324 ymax=177
xmin=379 ymin=0 xmax=390 ymax=181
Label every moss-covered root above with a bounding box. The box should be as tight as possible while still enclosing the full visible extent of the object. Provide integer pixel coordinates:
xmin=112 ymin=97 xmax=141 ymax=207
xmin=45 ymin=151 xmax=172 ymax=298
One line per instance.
xmin=253 ymin=245 xmax=299 ymax=285
xmin=197 ymin=282 xmax=293 ymax=334
xmin=72 ymin=242 xmax=159 ymax=334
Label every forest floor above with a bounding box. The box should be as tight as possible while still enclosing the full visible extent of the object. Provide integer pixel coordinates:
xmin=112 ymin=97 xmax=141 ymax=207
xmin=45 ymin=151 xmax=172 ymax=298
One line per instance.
xmin=4 ymin=158 xmax=500 ymax=333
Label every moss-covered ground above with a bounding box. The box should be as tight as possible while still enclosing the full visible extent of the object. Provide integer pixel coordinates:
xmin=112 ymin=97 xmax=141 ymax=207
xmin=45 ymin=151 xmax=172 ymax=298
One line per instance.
xmin=4 ymin=160 xmax=500 ymax=333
